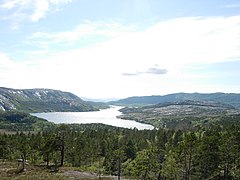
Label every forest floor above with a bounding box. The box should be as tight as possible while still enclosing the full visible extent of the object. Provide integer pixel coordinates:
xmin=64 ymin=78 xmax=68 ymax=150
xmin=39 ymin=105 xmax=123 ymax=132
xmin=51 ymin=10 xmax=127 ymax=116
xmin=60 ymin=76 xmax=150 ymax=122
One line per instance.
xmin=0 ymin=160 xmax=130 ymax=180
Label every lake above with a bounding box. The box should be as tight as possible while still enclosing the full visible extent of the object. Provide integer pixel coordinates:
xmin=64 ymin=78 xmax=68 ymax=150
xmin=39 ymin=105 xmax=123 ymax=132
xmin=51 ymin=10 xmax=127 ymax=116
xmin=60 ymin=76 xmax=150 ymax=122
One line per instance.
xmin=32 ymin=106 xmax=154 ymax=130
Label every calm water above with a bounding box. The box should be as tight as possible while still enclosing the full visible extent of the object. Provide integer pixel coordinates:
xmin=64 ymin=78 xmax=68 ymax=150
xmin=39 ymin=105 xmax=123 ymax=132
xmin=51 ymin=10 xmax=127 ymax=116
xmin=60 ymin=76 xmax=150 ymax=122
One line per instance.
xmin=32 ymin=106 xmax=154 ymax=130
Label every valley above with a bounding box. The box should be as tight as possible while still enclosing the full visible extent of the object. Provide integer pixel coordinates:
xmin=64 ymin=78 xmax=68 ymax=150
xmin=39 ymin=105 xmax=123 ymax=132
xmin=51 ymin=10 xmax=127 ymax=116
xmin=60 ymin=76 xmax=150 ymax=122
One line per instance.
xmin=1 ymin=87 xmax=240 ymax=179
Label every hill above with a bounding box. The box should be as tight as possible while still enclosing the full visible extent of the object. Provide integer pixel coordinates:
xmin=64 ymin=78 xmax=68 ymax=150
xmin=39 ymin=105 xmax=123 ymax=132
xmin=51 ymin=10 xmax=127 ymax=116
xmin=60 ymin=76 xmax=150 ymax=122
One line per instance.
xmin=119 ymin=100 xmax=240 ymax=129
xmin=0 ymin=111 xmax=54 ymax=132
xmin=110 ymin=92 xmax=240 ymax=109
xmin=0 ymin=87 xmax=97 ymax=112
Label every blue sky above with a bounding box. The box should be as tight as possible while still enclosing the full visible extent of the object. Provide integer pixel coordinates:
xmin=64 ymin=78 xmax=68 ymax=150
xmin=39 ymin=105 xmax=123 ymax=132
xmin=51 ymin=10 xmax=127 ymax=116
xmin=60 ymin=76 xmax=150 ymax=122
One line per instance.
xmin=0 ymin=0 xmax=240 ymax=99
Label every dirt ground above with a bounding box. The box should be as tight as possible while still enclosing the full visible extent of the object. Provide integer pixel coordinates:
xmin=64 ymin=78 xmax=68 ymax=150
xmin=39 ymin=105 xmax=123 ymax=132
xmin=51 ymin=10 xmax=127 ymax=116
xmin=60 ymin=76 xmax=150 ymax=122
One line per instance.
xmin=0 ymin=160 xmax=131 ymax=180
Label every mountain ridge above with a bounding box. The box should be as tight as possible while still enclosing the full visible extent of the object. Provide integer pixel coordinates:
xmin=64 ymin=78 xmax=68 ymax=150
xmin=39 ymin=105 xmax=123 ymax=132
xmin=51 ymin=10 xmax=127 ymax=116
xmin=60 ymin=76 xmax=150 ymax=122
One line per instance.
xmin=0 ymin=87 xmax=97 ymax=112
xmin=110 ymin=92 xmax=240 ymax=109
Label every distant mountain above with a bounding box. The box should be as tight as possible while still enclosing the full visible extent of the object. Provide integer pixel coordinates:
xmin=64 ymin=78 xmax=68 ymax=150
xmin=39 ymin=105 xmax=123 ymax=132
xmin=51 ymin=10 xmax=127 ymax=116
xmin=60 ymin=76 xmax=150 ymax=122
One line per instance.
xmin=0 ymin=87 xmax=97 ymax=112
xmin=110 ymin=93 xmax=240 ymax=109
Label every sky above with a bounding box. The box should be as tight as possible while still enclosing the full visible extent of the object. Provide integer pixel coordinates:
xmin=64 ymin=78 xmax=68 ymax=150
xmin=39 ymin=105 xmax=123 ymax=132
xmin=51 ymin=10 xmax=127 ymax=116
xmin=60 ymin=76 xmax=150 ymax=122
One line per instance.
xmin=0 ymin=0 xmax=240 ymax=99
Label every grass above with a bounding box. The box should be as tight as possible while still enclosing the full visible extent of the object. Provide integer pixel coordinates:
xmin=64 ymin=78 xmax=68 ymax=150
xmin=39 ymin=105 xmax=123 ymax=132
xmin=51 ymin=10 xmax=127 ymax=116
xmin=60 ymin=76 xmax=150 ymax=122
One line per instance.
xmin=0 ymin=161 xmax=67 ymax=180
xmin=0 ymin=160 xmax=119 ymax=180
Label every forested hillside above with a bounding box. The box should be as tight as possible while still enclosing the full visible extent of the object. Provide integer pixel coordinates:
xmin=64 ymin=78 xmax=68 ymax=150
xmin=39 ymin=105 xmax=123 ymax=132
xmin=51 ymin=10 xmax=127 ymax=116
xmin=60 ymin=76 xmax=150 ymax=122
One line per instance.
xmin=0 ymin=111 xmax=54 ymax=132
xmin=1 ymin=123 xmax=240 ymax=179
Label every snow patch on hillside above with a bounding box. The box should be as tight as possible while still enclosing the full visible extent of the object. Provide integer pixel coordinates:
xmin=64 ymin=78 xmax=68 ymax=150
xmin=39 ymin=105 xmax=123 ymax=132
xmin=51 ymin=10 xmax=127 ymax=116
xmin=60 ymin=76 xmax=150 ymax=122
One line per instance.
xmin=43 ymin=91 xmax=48 ymax=95
xmin=0 ymin=105 xmax=5 ymax=111
xmin=35 ymin=92 xmax=41 ymax=98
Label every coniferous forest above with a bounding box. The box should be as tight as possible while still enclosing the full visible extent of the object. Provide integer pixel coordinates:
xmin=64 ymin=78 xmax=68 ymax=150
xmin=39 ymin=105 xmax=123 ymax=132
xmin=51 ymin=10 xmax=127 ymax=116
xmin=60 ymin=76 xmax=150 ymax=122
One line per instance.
xmin=1 ymin=0 xmax=240 ymax=179
xmin=1 ymin=119 xmax=240 ymax=179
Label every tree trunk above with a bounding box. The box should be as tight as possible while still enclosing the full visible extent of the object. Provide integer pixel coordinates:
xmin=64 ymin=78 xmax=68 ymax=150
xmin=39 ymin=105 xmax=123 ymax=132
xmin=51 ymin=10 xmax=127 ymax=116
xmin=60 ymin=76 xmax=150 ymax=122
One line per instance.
xmin=21 ymin=154 xmax=25 ymax=171
xmin=117 ymin=157 xmax=121 ymax=180
xmin=46 ymin=153 xmax=49 ymax=166
xmin=60 ymin=139 xmax=64 ymax=166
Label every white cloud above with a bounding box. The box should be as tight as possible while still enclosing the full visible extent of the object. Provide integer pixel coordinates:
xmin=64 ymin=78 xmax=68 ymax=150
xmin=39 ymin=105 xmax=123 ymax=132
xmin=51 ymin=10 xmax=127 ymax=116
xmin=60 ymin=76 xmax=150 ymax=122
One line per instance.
xmin=0 ymin=52 xmax=36 ymax=88
xmin=30 ymin=21 xmax=136 ymax=45
xmin=0 ymin=0 xmax=28 ymax=9
xmin=31 ymin=0 xmax=49 ymax=22
xmin=0 ymin=0 xmax=73 ymax=27
xmin=50 ymin=0 xmax=72 ymax=5
xmin=1 ymin=15 xmax=240 ymax=98
xmin=30 ymin=0 xmax=73 ymax=22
